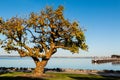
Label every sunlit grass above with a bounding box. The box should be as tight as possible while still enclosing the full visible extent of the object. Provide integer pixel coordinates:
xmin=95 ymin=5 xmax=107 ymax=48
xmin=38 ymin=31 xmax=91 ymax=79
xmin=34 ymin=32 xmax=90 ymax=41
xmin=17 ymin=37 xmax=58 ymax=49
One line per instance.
xmin=0 ymin=72 xmax=120 ymax=80
xmin=46 ymin=73 xmax=108 ymax=80
xmin=0 ymin=72 xmax=29 ymax=77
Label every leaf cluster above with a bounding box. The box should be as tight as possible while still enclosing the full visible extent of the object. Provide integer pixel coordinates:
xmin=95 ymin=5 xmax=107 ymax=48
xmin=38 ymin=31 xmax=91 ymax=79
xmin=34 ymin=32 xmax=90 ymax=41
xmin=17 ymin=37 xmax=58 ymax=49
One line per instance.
xmin=0 ymin=6 xmax=88 ymax=57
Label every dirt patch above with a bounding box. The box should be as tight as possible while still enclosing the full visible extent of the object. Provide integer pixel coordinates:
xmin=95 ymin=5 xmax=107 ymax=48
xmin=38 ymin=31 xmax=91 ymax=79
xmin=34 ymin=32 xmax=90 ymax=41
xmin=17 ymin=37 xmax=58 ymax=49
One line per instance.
xmin=18 ymin=73 xmax=56 ymax=79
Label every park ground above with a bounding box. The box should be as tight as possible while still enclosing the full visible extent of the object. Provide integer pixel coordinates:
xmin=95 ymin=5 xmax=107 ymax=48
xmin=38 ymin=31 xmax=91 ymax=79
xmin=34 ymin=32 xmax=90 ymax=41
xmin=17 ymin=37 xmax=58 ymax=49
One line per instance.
xmin=0 ymin=72 xmax=120 ymax=80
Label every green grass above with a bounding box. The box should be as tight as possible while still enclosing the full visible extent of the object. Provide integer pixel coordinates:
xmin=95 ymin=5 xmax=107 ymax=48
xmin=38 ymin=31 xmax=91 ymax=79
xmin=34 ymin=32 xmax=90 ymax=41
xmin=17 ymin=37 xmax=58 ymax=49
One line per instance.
xmin=0 ymin=72 xmax=120 ymax=80
xmin=0 ymin=72 xmax=25 ymax=77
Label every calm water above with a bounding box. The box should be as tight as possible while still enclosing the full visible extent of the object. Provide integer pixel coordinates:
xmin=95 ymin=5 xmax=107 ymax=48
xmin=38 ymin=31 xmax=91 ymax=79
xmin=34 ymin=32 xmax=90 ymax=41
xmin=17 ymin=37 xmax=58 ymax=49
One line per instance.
xmin=0 ymin=57 xmax=120 ymax=70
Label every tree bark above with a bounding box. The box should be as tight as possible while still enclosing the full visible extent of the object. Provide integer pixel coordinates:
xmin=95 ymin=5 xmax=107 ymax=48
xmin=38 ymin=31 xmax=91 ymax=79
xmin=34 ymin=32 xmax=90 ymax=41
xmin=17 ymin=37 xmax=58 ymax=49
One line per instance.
xmin=31 ymin=47 xmax=55 ymax=76
xmin=32 ymin=57 xmax=49 ymax=76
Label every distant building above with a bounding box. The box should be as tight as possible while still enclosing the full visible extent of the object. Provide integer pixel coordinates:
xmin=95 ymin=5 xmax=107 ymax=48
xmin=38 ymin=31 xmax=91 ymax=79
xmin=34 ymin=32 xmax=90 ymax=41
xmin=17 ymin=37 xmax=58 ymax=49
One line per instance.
xmin=111 ymin=55 xmax=120 ymax=58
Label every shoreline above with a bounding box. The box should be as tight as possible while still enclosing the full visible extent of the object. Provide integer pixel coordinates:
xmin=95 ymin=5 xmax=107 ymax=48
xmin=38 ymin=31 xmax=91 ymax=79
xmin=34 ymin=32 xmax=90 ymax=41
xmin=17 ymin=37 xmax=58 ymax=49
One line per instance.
xmin=0 ymin=67 xmax=120 ymax=77
xmin=0 ymin=55 xmax=94 ymax=58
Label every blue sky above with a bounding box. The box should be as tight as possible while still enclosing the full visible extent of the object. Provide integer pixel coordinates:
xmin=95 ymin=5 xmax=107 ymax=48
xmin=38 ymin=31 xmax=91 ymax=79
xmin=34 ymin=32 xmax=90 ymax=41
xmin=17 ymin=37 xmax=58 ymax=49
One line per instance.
xmin=0 ymin=0 xmax=120 ymax=57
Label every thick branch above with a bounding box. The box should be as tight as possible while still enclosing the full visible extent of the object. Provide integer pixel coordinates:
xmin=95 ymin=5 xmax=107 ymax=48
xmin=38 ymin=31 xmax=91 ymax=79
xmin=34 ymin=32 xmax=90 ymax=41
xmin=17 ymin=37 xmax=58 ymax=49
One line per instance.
xmin=6 ymin=47 xmax=28 ymax=57
xmin=10 ymin=36 xmax=33 ymax=56
xmin=40 ymin=42 xmax=48 ymax=53
xmin=25 ymin=29 xmax=36 ymax=40
xmin=55 ymin=45 xmax=69 ymax=49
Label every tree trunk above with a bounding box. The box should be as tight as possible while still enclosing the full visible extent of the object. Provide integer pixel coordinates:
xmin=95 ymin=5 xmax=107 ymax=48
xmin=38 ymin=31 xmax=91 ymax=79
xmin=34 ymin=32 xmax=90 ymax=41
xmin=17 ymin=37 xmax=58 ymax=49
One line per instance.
xmin=32 ymin=57 xmax=48 ymax=76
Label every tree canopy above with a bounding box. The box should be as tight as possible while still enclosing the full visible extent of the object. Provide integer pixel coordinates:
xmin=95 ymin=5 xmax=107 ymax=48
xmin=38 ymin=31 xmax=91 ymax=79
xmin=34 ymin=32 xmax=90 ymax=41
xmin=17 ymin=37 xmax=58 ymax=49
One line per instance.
xmin=0 ymin=6 xmax=88 ymax=75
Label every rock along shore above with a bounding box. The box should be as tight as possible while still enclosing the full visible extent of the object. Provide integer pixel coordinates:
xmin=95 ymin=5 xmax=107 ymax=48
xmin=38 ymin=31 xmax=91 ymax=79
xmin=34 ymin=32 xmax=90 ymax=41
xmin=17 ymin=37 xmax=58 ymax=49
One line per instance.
xmin=0 ymin=67 xmax=120 ymax=77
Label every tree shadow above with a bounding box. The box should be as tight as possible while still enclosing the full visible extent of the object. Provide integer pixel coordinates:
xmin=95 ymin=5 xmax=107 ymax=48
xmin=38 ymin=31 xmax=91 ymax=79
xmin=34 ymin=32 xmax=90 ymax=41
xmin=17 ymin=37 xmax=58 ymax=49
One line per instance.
xmin=0 ymin=76 xmax=46 ymax=80
xmin=97 ymin=70 xmax=120 ymax=77
xmin=69 ymin=73 xmax=120 ymax=80
xmin=69 ymin=77 xmax=120 ymax=80
xmin=0 ymin=71 xmax=56 ymax=80
xmin=0 ymin=72 xmax=46 ymax=80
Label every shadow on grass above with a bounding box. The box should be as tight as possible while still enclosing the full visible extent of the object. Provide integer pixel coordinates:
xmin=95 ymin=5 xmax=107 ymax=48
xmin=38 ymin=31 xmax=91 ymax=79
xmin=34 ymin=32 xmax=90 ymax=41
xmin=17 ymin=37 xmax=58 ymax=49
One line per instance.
xmin=68 ymin=73 xmax=120 ymax=80
xmin=0 ymin=76 xmax=46 ymax=80
xmin=69 ymin=70 xmax=120 ymax=80
xmin=69 ymin=74 xmax=120 ymax=80
xmin=70 ymin=76 xmax=120 ymax=80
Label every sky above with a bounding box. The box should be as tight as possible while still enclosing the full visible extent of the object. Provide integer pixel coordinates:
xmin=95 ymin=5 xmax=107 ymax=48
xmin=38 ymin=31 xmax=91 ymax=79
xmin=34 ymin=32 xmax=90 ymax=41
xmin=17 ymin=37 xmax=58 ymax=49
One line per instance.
xmin=0 ymin=0 xmax=120 ymax=57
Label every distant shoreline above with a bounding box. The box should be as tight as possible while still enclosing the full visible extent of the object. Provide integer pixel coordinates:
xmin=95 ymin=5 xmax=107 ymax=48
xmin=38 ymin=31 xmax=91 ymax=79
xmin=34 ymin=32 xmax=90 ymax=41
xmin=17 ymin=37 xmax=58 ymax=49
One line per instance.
xmin=0 ymin=55 xmax=95 ymax=58
xmin=0 ymin=67 xmax=120 ymax=77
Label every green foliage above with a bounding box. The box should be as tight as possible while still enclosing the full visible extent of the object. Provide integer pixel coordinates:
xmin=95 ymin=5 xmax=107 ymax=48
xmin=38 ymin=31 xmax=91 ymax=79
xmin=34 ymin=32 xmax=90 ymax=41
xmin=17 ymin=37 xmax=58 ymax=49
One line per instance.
xmin=0 ymin=5 xmax=88 ymax=57
xmin=27 ymin=6 xmax=88 ymax=54
xmin=0 ymin=6 xmax=88 ymax=75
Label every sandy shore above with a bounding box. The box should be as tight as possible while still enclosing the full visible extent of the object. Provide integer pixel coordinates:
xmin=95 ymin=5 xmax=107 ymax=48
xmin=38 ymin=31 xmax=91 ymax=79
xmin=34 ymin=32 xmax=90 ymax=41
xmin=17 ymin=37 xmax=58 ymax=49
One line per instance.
xmin=0 ymin=67 xmax=120 ymax=77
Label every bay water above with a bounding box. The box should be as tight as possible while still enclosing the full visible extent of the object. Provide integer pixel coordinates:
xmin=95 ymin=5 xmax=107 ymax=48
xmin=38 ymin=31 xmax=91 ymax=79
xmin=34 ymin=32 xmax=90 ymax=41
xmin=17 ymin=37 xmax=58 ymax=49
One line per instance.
xmin=0 ymin=57 xmax=119 ymax=70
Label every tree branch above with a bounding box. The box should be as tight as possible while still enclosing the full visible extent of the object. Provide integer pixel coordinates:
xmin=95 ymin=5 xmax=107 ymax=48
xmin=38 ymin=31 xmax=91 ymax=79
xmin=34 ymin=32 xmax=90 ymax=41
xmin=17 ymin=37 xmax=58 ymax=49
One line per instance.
xmin=25 ymin=29 xmax=36 ymax=40
xmin=40 ymin=42 xmax=48 ymax=53
xmin=6 ymin=46 xmax=28 ymax=57
xmin=11 ymin=36 xmax=34 ymax=56
xmin=54 ymin=45 xmax=69 ymax=49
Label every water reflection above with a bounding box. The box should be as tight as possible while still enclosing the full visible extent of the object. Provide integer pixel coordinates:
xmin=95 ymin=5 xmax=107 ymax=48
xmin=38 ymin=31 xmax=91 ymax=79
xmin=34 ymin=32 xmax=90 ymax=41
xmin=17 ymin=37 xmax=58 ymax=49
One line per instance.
xmin=112 ymin=61 xmax=120 ymax=65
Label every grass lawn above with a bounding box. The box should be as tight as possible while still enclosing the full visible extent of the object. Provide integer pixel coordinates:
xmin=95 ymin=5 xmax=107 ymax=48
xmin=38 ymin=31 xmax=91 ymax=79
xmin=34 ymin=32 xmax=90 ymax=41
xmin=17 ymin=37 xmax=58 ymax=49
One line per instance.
xmin=0 ymin=72 xmax=120 ymax=80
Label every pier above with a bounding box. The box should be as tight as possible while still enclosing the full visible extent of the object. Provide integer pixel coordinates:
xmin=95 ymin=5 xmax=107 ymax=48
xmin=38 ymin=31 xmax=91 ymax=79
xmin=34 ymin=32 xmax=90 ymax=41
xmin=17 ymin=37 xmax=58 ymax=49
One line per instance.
xmin=92 ymin=57 xmax=120 ymax=64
